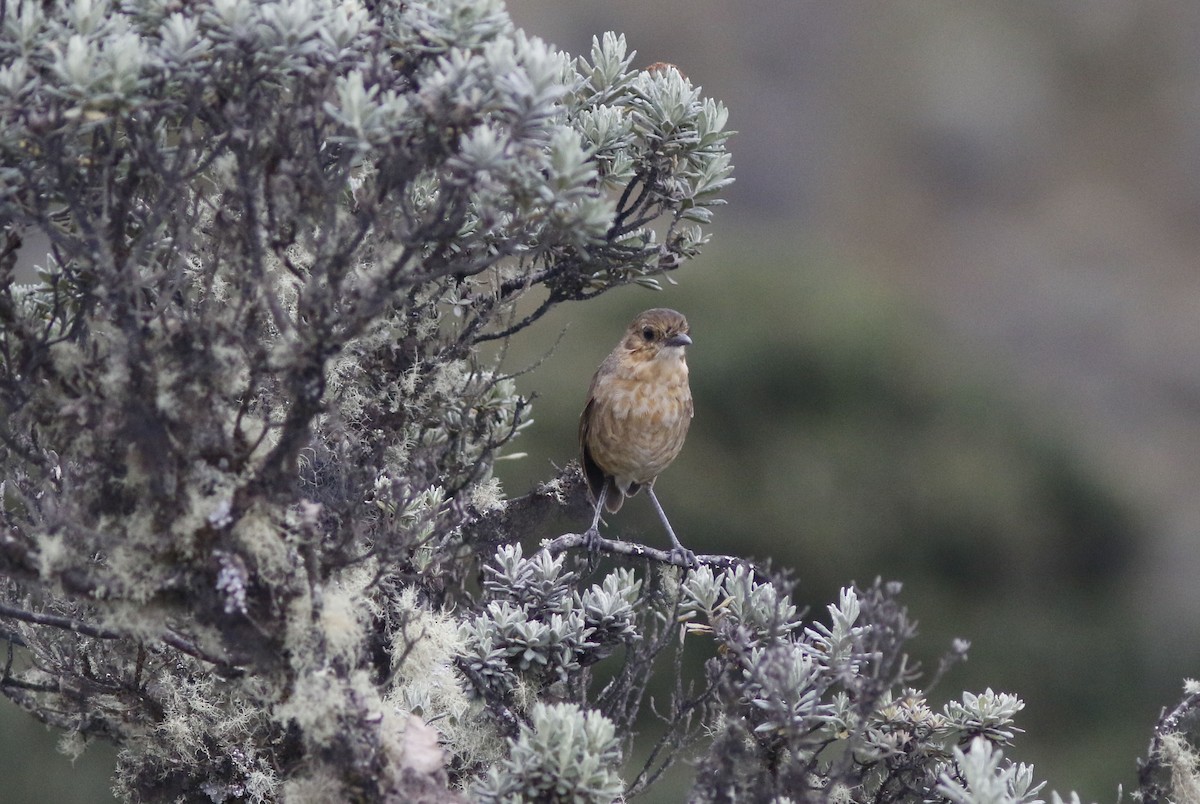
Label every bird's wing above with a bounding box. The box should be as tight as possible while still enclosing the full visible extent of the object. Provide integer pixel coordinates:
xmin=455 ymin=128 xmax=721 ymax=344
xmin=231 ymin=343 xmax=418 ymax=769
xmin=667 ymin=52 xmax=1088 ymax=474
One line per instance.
xmin=578 ymin=397 xmax=607 ymax=503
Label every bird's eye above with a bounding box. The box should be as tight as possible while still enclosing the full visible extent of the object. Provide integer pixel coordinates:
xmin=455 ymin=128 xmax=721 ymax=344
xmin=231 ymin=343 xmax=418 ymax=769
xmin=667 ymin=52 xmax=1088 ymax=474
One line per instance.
xmin=642 ymin=327 xmax=655 ymax=341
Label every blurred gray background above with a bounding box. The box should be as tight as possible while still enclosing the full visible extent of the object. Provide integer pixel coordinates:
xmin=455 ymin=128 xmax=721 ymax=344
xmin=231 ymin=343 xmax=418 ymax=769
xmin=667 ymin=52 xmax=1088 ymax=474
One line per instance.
xmin=5 ymin=2 xmax=1200 ymax=801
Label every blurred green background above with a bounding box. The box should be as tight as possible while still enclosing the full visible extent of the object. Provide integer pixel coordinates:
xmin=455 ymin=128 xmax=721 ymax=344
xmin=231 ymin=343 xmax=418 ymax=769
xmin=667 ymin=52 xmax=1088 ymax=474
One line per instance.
xmin=6 ymin=2 xmax=1200 ymax=801
xmin=496 ymin=233 xmax=1154 ymax=801
xmin=491 ymin=1 xmax=1200 ymax=801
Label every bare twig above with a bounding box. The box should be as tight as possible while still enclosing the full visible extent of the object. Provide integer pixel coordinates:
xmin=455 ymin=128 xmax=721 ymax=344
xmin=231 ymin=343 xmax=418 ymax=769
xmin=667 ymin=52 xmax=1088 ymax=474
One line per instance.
xmin=538 ymin=532 xmax=766 ymax=578
xmin=161 ymin=629 xmax=246 ymax=672
xmin=1157 ymin=689 xmax=1200 ymax=737
xmin=0 ymin=603 xmax=244 ymax=670
xmin=1137 ymin=687 xmax=1200 ymax=800
xmin=0 ymin=602 xmax=122 ymax=640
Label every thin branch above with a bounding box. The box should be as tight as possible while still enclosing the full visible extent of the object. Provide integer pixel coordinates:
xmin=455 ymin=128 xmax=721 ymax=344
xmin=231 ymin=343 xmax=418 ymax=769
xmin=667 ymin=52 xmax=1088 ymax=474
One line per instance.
xmin=473 ymin=292 xmax=557 ymax=344
xmin=0 ymin=602 xmax=122 ymax=640
xmin=538 ymin=532 xmax=766 ymax=578
xmin=1157 ymin=689 xmax=1200 ymax=738
xmin=161 ymin=629 xmax=246 ymax=673
xmin=1138 ymin=687 xmax=1200 ymax=799
xmin=0 ymin=603 xmax=244 ymax=670
xmin=626 ymin=677 xmax=715 ymax=797
xmin=0 ymin=676 xmax=61 ymax=694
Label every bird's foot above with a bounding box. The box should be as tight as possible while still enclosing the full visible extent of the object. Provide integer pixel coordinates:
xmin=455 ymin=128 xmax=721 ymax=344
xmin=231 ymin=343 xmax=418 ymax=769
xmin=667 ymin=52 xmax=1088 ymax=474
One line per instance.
xmin=668 ymin=545 xmax=697 ymax=570
xmin=582 ymin=526 xmax=603 ymax=553
xmin=580 ymin=527 xmax=605 ymax=572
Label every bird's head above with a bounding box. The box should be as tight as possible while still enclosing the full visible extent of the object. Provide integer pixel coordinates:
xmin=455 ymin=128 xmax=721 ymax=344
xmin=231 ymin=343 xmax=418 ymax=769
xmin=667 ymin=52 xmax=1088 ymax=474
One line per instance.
xmin=622 ymin=308 xmax=692 ymax=360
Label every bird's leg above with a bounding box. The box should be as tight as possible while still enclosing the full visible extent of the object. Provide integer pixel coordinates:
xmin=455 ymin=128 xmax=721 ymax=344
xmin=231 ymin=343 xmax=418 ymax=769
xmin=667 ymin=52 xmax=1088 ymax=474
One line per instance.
xmin=646 ymin=485 xmax=695 ymax=568
xmin=583 ymin=481 xmax=608 ymax=552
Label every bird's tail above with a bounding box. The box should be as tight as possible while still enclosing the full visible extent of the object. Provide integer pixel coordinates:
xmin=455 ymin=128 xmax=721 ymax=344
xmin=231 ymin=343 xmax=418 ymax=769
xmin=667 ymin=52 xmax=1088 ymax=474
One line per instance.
xmin=604 ymin=488 xmax=624 ymax=513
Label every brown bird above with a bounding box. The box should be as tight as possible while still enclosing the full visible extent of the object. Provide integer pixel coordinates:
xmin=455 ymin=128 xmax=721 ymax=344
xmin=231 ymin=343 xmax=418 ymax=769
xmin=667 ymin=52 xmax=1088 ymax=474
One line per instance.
xmin=579 ymin=308 xmax=695 ymax=564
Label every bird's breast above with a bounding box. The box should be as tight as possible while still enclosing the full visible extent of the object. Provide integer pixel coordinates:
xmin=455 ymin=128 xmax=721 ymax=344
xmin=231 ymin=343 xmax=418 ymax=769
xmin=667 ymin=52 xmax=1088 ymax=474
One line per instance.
xmin=585 ymin=356 xmax=692 ymax=486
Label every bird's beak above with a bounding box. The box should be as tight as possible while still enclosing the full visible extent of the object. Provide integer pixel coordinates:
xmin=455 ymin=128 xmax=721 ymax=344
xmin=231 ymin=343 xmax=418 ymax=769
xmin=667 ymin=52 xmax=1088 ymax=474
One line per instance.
xmin=665 ymin=333 xmax=692 ymax=348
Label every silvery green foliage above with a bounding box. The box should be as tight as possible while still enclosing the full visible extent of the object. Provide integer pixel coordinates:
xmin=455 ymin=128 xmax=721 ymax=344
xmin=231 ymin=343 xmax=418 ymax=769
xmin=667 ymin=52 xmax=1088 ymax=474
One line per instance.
xmin=458 ymin=548 xmax=1086 ymax=803
xmin=0 ymin=0 xmax=731 ymax=799
xmin=461 ymin=545 xmax=640 ymax=696
xmin=678 ymin=575 xmax=1075 ymax=803
xmin=474 ymin=701 xmax=624 ymax=803
xmin=937 ymin=739 xmax=1045 ymax=804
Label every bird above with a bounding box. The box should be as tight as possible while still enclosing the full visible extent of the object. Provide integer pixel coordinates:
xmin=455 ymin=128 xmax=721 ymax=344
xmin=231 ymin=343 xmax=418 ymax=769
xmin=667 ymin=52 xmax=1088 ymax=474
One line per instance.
xmin=578 ymin=308 xmax=695 ymax=565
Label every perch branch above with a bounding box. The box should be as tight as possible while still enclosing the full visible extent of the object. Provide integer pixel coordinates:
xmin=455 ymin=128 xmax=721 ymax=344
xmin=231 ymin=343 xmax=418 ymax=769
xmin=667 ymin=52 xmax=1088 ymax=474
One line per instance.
xmin=538 ymin=532 xmax=767 ymax=578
